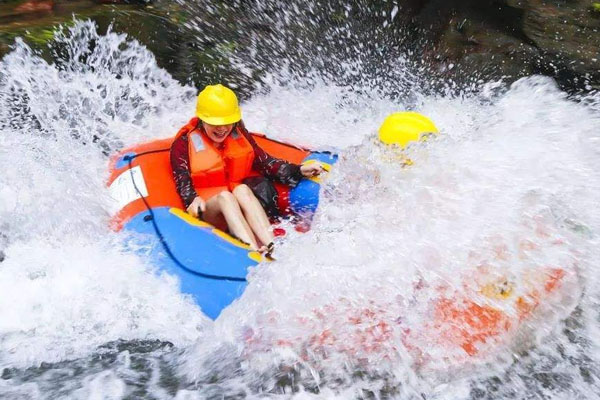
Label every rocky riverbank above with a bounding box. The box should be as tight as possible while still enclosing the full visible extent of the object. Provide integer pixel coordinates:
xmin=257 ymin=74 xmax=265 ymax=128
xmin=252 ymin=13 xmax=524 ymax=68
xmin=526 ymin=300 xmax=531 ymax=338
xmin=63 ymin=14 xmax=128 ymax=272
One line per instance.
xmin=1 ymin=0 xmax=599 ymax=94
xmin=404 ymin=0 xmax=600 ymax=92
xmin=0 ymin=0 xmax=196 ymax=83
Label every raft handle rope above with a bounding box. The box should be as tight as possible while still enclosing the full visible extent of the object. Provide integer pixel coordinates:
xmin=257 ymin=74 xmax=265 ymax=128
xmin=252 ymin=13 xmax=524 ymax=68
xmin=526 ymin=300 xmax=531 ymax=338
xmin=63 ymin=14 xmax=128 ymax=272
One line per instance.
xmin=124 ymin=150 xmax=247 ymax=282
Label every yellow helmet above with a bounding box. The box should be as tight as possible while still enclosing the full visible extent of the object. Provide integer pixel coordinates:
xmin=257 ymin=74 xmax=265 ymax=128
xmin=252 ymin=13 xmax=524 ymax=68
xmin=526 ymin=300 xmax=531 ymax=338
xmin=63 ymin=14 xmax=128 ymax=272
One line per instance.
xmin=378 ymin=112 xmax=439 ymax=147
xmin=196 ymin=84 xmax=242 ymax=125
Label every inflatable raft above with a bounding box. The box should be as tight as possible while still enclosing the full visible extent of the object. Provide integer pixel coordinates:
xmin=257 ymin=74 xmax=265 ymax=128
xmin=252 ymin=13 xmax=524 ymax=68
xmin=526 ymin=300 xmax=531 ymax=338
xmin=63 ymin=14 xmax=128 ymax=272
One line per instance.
xmin=107 ymin=132 xmax=337 ymax=319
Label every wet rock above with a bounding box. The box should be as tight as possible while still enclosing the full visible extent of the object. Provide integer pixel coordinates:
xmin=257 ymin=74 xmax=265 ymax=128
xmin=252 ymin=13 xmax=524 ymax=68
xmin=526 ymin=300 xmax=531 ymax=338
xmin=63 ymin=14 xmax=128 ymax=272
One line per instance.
xmin=1 ymin=0 xmax=598 ymax=94
xmin=0 ymin=1 xmax=102 ymax=59
xmin=432 ymin=14 xmax=540 ymax=83
xmin=409 ymin=0 xmax=600 ymax=92
xmin=516 ymin=0 xmax=600 ymax=90
xmin=0 ymin=1 xmax=190 ymax=81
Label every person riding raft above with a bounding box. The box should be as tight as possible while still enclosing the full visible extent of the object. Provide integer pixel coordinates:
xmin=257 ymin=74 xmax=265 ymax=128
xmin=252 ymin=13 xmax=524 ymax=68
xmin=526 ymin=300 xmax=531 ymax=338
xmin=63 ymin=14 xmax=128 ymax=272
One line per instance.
xmin=170 ymin=84 xmax=324 ymax=254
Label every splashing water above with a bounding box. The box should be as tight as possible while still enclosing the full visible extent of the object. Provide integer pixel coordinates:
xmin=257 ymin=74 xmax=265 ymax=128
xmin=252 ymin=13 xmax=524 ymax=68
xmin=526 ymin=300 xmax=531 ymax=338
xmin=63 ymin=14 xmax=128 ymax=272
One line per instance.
xmin=0 ymin=19 xmax=206 ymax=371
xmin=1 ymin=18 xmax=600 ymax=399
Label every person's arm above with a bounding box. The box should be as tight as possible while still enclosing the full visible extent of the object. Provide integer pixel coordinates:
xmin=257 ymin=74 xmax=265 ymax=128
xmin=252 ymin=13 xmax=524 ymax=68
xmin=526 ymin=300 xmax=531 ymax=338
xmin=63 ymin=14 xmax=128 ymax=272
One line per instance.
xmin=240 ymin=126 xmax=305 ymax=187
xmin=170 ymin=133 xmax=198 ymax=209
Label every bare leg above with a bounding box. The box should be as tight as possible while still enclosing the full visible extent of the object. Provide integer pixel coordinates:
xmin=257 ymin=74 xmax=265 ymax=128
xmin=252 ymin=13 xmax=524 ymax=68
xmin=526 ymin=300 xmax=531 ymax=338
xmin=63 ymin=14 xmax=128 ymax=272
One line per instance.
xmin=203 ymin=191 xmax=259 ymax=250
xmin=233 ymin=184 xmax=274 ymax=247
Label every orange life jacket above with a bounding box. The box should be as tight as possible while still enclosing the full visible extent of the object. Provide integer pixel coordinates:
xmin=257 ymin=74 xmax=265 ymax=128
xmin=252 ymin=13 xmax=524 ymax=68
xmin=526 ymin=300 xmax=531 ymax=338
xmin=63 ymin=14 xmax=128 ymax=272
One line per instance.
xmin=175 ymin=118 xmax=256 ymax=200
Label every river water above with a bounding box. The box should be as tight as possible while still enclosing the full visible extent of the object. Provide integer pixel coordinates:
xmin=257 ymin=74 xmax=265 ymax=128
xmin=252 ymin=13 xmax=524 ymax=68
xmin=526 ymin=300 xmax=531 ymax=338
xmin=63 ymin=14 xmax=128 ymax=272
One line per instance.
xmin=1 ymin=12 xmax=600 ymax=400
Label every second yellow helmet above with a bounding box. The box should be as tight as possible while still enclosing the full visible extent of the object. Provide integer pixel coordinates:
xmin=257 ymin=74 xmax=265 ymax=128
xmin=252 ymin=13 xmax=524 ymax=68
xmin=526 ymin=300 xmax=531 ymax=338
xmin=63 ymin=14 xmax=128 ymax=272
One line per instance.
xmin=378 ymin=112 xmax=439 ymax=148
xmin=196 ymin=84 xmax=242 ymax=125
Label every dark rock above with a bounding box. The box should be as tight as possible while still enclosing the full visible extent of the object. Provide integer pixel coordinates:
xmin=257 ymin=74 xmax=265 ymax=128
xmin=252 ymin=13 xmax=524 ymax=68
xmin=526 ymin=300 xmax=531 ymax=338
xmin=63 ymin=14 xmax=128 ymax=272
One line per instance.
xmin=409 ymin=0 xmax=600 ymax=92
xmin=432 ymin=13 xmax=540 ymax=81
xmin=517 ymin=0 xmax=600 ymax=90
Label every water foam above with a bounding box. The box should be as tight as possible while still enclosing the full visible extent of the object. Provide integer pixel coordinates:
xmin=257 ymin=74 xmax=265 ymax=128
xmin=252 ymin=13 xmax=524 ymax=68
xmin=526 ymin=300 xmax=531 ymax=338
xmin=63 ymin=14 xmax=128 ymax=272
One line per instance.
xmin=181 ymin=76 xmax=600 ymax=397
xmin=0 ymin=21 xmax=207 ymax=372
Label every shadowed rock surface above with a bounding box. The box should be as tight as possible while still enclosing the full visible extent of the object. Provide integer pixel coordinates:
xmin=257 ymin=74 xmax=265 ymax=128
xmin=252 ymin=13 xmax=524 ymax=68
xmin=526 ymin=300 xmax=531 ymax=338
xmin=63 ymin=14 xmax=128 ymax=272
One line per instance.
xmin=404 ymin=0 xmax=600 ymax=91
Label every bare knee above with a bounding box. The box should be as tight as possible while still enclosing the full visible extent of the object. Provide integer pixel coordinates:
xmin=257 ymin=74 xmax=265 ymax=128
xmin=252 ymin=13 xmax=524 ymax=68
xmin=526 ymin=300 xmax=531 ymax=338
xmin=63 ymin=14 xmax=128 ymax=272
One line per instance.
xmin=216 ymin=190 xmax=236 ymax=205
xmin=233 ymin=184 xmax=254 ymax=202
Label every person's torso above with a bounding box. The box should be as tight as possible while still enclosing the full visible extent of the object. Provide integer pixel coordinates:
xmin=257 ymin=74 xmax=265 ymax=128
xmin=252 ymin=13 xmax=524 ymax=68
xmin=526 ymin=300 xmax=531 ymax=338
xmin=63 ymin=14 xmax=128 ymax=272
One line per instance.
xmin=187 ymin=126 xmax=256 ymax=189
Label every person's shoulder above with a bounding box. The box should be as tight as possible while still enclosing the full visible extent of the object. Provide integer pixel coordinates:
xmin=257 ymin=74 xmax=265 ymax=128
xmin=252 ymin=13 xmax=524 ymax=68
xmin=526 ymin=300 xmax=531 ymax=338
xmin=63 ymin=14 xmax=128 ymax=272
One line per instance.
xmin=179 ymin=117 xmax=200 ymax=133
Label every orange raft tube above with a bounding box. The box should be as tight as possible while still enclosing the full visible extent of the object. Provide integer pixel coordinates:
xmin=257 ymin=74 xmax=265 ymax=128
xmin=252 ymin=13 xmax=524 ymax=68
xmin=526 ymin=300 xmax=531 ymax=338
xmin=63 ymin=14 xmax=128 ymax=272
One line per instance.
xmin=243 ymin=266 xmax=578 ymax=368
xmin=242 ymin=223 xmax=580 ymax=367
xmin=107 ymin=132 xmax=337 ymax=319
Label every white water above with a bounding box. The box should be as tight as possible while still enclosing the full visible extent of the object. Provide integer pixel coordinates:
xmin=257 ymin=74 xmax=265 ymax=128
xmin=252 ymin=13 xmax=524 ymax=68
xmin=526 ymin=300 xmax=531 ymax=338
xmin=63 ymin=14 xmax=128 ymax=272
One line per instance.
xmin=1 ymin=20 xmax=600 ymax=399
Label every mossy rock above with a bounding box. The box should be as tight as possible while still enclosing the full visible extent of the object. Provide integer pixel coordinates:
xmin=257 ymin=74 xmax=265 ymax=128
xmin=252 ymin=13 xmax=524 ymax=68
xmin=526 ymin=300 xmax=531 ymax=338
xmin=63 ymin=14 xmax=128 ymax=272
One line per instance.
xmin=0 ymin=0 xmax=235 ymax=91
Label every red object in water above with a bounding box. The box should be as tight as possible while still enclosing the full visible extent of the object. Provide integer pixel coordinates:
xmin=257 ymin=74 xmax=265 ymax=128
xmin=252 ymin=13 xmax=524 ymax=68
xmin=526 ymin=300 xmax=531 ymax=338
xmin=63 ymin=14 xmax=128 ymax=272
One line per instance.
xmin=14 ymin=0 xmax=54 ymax=13
xmin=294 ymin=224 xmax=310 ymax=233
xmin=273 ymin=227 xmax=287 ymax=237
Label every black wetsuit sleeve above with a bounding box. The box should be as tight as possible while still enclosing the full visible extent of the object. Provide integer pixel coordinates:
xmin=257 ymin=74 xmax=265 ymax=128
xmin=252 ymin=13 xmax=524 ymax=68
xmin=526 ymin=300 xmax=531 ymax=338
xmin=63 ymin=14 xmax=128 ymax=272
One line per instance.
xmin=170 ymin=133 xmax=198 ymax=209
xmin=242 ymin=129 xmax=304 ymax=187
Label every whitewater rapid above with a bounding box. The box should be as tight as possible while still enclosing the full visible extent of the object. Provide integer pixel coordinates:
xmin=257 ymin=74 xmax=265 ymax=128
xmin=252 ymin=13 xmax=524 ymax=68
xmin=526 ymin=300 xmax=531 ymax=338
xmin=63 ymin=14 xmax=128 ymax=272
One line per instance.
xmin=1 ymin=20 xmax=600 ymax=399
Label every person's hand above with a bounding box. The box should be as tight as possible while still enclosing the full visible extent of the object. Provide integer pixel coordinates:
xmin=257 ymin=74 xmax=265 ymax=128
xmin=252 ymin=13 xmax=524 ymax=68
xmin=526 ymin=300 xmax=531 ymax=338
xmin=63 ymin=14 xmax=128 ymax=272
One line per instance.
xmin=186 ymin=196 xmax=206 ymax=218
xmin=300 ymin=162 xmax=325 ymax=178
